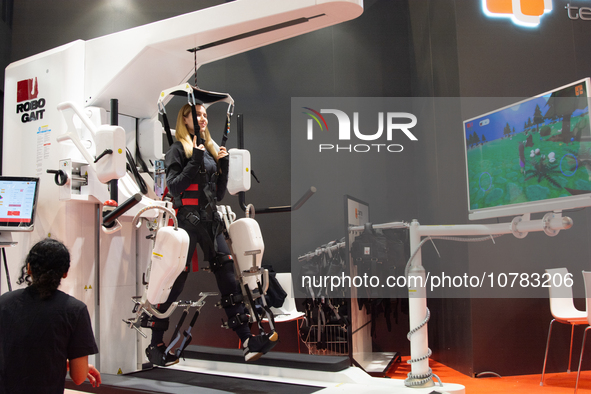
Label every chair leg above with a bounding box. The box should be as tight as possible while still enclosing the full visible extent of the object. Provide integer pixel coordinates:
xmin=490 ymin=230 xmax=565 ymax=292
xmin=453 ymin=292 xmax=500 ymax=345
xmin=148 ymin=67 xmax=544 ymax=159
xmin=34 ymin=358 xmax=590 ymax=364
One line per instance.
xmin=541 ymin=319 xmax=556 ymax=386
xmin=569 ymin=323 xmax=576 ymax=373
xmin=575 ymin=326 xmax=590 ymax=394
xmin=296 ymin=317 xmax=302 ymax=354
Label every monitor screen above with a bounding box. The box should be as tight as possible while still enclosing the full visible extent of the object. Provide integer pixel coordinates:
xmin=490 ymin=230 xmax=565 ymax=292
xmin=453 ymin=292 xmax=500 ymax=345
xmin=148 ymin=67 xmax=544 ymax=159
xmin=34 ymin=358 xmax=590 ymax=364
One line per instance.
xmin=463 ymin=78 xmax=591 ymax=220
xmin=0 ymin=177 xmax=40 ymax=231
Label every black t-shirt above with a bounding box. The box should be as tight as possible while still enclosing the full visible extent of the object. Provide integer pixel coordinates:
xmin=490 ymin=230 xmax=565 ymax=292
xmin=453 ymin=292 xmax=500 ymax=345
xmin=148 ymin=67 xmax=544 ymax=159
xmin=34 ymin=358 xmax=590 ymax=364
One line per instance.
xmin=0 ymin=287 xmax=98 ymax=394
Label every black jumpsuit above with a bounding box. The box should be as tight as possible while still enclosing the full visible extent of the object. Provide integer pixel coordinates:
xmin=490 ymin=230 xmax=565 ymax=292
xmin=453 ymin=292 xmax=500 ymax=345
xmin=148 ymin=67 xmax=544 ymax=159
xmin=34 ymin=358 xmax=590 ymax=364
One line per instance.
xmin=151 ymin=141 xmax=250 ymax=345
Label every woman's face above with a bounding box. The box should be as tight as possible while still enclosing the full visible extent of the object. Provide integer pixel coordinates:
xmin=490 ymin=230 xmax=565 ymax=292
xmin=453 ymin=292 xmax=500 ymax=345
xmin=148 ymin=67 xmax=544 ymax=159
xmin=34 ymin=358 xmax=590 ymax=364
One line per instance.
xmin=183 ymin=104 xmax=208 ymax=134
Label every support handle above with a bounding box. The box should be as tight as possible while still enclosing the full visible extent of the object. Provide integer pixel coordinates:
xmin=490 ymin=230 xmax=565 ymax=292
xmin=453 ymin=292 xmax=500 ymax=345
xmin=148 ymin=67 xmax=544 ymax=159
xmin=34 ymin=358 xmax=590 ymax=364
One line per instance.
xmin=239 ymin=186 xmax=316 ymax=215
xmin=102 ymin=194 xmax=142 ymax=227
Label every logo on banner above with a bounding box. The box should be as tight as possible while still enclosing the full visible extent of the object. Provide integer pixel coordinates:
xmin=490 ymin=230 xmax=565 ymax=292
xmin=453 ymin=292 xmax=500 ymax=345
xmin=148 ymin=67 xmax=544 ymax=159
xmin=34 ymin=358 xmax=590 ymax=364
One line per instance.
xmin=566 ymin=3 xmax=591 ymax=20
xmin=483 ymin=0 xmax=552 ymax=26
xmin=15 ymin=77 xmax=46 ymax=123
xmin=355 ymin=208 xmax=364 ymax=219
xmin=303 ymin=107 xmax=417 ymax=153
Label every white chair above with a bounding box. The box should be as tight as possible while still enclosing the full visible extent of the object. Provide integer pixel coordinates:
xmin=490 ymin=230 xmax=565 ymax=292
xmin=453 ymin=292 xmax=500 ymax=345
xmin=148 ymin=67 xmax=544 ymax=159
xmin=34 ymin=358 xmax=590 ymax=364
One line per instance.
xmin=541 ymin=268 xmax=587 ymax=386
xmin=270 ymin=273 xmax=305 ymax=321
xmin=267 ymin=272 xmax=306 ymax=352
xmin=575 ymin=271 xmax=591 ymax=393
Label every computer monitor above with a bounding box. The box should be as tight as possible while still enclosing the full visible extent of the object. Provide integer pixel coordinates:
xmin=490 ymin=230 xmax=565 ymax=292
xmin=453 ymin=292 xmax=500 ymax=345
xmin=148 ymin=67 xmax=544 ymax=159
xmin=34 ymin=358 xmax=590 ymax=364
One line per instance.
xmin=463 ymin=78 xmax=591 ymax=220
xmin=0 ymin=176 xmax=40 ymax=232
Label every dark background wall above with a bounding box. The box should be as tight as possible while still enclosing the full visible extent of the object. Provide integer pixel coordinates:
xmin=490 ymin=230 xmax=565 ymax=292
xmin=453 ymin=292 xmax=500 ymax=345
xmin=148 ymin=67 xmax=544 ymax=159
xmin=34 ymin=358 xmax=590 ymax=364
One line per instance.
xmin=458 ymin=0 xmax=591 ymax=377
xmin=408 ymin=0 xmax=591 ymax=378
xmin=5 ymin=0 xmax=591 ymax=378
xmin=0 ymin=0 xmax=13 ymax=174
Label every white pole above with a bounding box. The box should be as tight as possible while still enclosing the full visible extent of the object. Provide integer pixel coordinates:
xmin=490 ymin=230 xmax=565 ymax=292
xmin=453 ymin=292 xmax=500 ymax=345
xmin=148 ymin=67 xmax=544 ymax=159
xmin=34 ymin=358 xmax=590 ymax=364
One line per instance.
xmin=416 ymin=213 xmax=572 ymax=238
xmin=350 ymin=213 xmax=573 ymax=387
xmin=406 ymin=219 xmax=433 ymax=387
xmin=403 ymin=212 xmax=572 ymax=387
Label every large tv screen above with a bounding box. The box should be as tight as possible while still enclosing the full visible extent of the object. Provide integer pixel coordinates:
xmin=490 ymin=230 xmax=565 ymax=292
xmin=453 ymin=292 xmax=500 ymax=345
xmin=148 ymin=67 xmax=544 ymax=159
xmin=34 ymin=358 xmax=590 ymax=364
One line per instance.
xmin=464 ymin=78 xmax=591 ymax=220
xmin=0 ymin=176 xmax=40 ymax=231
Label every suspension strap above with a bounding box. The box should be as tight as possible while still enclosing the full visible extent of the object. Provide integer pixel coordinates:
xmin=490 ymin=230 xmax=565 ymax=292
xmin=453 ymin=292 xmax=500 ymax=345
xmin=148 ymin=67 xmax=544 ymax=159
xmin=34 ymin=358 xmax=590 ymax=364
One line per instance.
xmin=158 ymin=103 xmax=174 ymax=146
xmin=203 ymin=175 xmax=219 ymax=213
xmin=220 ymin=114 xmax=230 ymax=148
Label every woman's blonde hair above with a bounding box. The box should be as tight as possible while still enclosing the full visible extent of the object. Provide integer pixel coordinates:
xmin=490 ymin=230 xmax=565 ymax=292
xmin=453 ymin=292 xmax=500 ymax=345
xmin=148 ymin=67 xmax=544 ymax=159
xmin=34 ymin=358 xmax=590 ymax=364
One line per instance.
xmin=175 ymin=103 xmax=218 ymax=160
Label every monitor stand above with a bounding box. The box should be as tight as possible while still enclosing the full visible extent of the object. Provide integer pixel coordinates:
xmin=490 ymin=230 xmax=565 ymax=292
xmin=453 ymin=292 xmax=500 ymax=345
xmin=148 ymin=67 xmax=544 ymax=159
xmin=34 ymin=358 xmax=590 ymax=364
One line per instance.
xmin=0 ymin=232 xmax=17 ymax=247
xmin=0 ymin=232 xmax=17 ymax=292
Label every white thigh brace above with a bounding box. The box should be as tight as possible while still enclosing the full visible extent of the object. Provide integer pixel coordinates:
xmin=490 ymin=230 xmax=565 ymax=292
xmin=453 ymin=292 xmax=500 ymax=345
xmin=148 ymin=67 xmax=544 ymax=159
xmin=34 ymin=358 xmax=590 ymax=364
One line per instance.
xmin=147 ymin=226 xmax=190 ymax=304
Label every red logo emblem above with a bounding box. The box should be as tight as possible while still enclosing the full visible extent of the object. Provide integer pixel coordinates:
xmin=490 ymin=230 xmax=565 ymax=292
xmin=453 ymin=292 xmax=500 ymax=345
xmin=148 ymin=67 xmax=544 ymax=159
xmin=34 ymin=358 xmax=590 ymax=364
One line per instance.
xmin=17 ymin=78 xmax=38 ymax=103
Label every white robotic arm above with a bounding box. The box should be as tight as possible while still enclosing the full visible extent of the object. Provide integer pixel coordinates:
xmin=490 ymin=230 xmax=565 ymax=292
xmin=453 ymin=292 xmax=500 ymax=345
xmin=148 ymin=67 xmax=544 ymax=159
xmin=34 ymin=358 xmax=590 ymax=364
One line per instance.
xmin=55 ymin=101 xmax=167 ymax=231
xmin=56 ymin=101 xmax=126 ymax=184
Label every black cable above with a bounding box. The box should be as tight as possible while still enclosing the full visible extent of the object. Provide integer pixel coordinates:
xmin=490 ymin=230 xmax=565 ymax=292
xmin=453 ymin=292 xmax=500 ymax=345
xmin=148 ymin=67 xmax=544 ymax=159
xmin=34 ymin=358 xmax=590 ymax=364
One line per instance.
xmin=161 ymin=112 xmax=174 ymax=147
xmin=194 ymin=49 xmax=198 ymax=86
xmin=126 ymin=148 xmax=148 ymax=195
xmin=134 ymin=119 xmax=152 ymax=178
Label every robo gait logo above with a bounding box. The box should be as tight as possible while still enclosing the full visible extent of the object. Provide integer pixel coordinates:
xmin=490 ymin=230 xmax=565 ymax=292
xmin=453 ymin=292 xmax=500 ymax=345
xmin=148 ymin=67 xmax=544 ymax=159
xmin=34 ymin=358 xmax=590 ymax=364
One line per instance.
xmin=15 ymin=77 xmax=46 ymax=123
xmin=483 ymin=0 xmax=552 ymax=27
xmin=302 ymin=107 xmax=417 ymax=153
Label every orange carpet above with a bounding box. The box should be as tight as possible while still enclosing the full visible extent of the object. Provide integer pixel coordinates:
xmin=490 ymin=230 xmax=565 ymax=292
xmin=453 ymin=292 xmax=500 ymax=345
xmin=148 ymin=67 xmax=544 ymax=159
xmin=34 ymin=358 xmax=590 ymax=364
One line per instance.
xmin=387 ymin=357 xmax=591 ymax=393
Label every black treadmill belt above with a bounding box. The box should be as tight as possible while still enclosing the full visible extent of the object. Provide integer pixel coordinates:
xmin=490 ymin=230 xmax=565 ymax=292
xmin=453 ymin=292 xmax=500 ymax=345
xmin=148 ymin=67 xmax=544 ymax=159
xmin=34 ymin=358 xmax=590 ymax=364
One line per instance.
xmin=65 ymin=373 xmax=224 ymax=394
xmin=183 ymin=345 xmax=351 ymax=372
xmin=127 ymin=368 xmax=323 ymax=394
xmin=65 ymin=347 xmax=344 ymax=393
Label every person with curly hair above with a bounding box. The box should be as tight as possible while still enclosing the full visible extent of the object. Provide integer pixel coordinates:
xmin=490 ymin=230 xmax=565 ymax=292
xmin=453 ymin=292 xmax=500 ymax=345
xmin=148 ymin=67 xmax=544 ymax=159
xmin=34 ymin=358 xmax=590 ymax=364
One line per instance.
xmin=0 ymin=238 xmax=101 ymax=394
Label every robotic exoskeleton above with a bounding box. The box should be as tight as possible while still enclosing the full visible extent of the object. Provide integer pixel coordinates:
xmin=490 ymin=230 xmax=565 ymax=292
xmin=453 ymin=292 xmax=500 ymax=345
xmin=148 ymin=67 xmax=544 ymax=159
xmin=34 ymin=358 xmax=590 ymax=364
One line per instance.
xmin=122 ymin=203 xmax=218 ymax=364
xmin=123 ymin=84 xmax=277 ymax=364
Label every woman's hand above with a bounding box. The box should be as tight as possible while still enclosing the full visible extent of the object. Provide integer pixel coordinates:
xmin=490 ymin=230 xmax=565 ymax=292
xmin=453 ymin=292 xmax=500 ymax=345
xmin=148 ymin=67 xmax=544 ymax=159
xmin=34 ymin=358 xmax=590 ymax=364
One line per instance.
xmin=193 ymin=134 xmax=205 ymax=151
xmin=217 ymin=146 xmax=228 ymax=160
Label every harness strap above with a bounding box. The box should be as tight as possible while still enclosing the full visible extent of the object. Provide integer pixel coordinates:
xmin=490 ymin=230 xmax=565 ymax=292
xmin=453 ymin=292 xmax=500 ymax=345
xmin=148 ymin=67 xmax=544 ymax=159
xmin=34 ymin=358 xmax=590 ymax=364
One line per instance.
xmin=227 ymin=313 xmax=250 ymax=329
xmin=210 ymin=254 xmax=233 ymax=273
xmin=220 ymin=114 xmax=230 ymax=147
xmin=165 ymin=308 xmax=189 ymax=355
xmin=218 ymin=293 xmax=244 ymax=308
xmin=181 ymin=184 xmax=199 ymax=207
xmin=175 ymin=309 xmax=201 ymax=359
xmin=140 ymin=315 xmax=169 ymax=331
xmin=160 ymin=110 xmax=174 ymax=146
xmin=203 ymin=175 xmax=218 ymax=213
xmin=256 ymin=280 xmax=276 ymax=332
xmin=242 ymin=283 xmax=263 ymax=329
